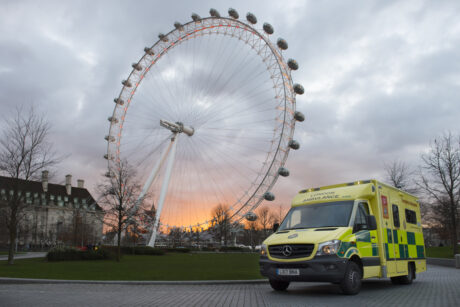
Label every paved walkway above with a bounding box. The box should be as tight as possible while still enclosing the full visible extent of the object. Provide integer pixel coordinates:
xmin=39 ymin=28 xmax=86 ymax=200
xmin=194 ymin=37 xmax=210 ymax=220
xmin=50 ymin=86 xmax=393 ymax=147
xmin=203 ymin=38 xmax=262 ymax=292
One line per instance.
xmin=0 ymin=252 xmax=47 ymax=261
xmin=0 ymin=265 xmax=459 ymax=306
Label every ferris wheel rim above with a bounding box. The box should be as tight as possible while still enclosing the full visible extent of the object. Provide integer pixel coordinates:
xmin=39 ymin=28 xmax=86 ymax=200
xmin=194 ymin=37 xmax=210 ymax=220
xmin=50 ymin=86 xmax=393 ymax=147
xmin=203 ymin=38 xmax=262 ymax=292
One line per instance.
xmin=106 ymin=13 xmax=299 ymax=229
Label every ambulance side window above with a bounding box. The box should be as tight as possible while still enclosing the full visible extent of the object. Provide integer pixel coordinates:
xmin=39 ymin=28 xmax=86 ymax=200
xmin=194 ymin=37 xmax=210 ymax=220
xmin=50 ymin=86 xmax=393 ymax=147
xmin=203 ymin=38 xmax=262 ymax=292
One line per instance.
xmin=392 ymin=204 xmax=400 ymax=228
xmin=405 ymin=209 xmax=417 ymax=224
xmin=354 ymin=203 xmax=369 ymax=231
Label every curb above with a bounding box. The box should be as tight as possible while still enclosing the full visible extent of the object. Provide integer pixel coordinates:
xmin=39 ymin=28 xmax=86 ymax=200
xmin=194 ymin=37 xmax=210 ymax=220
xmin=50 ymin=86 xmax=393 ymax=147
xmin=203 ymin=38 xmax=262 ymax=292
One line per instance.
xmin=0 ymin=277 xmax=268 ymax=285
xmin=427 ymin=257 xmax=456 ymax=268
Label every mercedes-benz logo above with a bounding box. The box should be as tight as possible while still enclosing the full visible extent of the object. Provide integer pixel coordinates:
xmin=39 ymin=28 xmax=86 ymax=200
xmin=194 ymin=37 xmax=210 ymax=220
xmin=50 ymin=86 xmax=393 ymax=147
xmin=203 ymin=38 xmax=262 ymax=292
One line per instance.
xmin=282 ymin=245 xmax=292 ymax=257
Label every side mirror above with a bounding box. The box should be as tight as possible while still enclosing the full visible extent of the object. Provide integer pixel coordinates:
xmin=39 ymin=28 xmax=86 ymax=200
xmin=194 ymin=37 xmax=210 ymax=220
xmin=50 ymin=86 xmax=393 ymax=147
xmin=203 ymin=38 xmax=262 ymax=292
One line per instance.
xmin=366 ymin=215 xmax=377 ymax=230
xmin=273 ymin=223 xmax=279 ymax=232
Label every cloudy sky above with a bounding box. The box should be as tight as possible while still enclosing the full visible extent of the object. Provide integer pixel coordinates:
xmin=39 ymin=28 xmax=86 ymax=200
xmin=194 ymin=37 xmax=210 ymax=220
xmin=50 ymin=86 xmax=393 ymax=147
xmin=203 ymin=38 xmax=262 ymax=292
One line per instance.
xmin=1 ymin=0 xmax=459 ymax=225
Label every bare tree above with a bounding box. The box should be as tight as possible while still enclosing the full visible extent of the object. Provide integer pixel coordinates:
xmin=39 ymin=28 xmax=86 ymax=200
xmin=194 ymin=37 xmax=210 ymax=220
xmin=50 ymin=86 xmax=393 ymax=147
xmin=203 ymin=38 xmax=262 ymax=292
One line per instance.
xmin=384 ymin=160 xmax=417 ymax=193
xmin=257 ymin=206 xmax=273 ymax=238
xmin=418 ymin=133 xmax=460 ymax=255
xmin=98 ymin=159 xmax=144 ymax=261
xmin=0 ymin=106 xmax=60 ymax=264
xmin=210 ymin=203 xmax=231 ymax=246
xmin=271 ymin=204 xmax=289 ymax=227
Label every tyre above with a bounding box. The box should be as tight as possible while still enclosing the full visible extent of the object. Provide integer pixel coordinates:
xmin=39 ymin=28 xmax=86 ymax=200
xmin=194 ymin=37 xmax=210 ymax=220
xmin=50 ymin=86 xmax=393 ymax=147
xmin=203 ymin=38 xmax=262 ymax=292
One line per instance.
xmin=399 ymin=263 xmax=414 ymax=285
xmin=390 ymin=276 xmax=401 ymax=284
xmin=269 ymin=279 xmax=290 ymax=291
xmin=340 ymin=261 xmax=362 ymax=295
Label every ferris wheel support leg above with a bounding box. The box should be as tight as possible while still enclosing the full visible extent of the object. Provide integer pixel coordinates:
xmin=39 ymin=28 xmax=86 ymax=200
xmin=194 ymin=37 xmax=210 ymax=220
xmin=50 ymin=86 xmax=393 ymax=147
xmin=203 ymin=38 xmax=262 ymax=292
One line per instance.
xmin=127 ymin=135 xmax=174 ymax=221
xmin=148 ymin=134 xmax=179 ymax=247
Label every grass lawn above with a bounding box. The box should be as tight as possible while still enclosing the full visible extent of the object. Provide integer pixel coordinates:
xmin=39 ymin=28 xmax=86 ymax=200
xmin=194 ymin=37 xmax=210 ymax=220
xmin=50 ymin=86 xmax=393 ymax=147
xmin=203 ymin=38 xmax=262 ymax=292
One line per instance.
xmin=0 ymin=253 xmax=263 ymax=281
xmin=426 ymin=246 xmax=455 ymax=258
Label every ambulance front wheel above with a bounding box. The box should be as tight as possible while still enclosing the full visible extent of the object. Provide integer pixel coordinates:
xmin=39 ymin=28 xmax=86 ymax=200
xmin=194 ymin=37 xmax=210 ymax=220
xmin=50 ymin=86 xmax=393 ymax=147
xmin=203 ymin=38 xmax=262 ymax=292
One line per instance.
xmin=269 ymin=279 xmax=290 ymax=291
xmin=340 ymin=261 xmax=362 ymax=295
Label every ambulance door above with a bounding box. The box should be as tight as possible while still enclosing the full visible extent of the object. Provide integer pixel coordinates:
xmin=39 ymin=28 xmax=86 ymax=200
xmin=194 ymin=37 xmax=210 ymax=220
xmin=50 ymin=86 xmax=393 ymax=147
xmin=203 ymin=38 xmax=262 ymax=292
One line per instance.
xmin=391 ymin=203 xmax=407 ymax=272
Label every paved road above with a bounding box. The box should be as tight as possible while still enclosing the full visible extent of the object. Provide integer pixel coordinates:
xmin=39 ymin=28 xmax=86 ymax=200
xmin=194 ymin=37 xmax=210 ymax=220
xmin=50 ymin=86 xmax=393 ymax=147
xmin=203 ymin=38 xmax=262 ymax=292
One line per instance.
xmin=1 ymin=265 xmax=459 ymax=307
xmin=0 ymin=252 xmax=47 ymax=261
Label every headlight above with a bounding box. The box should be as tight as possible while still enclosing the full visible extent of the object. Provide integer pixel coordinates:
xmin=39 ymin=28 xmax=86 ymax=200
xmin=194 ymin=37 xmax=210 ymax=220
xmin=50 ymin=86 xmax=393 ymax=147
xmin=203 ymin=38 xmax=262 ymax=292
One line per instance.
xmin=316 ymin=240 xmax=341 ymax=256
xmin=260 ymin=244 xmax=268 ymax=256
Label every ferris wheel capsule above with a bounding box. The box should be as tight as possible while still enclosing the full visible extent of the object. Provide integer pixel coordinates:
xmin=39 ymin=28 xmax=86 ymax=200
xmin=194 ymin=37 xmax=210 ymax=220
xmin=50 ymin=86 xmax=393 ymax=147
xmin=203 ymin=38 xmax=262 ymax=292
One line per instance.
xmin=114 ymin=98 xmax=124 ymax=105
xmin=132 ymin=63 xmax=142 ymax=71
xmin=246 ymin=12 xmax=257 ymax=24
xmin=144 ymin=47 xmax=154 ymax=56
xmin=264 ymin=192 xmax=275 ymax=201
xmin=210 ymin=8 xmax=220 ymax=18
xmin=293 ymin=84 xmax=304 ymax=95
xmin=288 ymin=59 xmax=299 ymax=70
xmin=104 ymin=135 xmax=115 ymax=142
xmin=245 ymin=211 xmax=258 ymax=221
xmin=294 ymin=111 xmax=305 ymax=122
xmin=107 ymin=117 xmax=118 ymax=124
xmin=288 ymin=140 xmax=300 ymax=150
xmin=158 ymin=33 xmax=168 ymax=42
xmin=191 ymin=13 xmax=201 ymax=22
xmin=278 ymin=167 xmax=290 ymax=177
xmin=263 ymin=23 xmax=274 ymax=35
xmin=122 ymin=80 xmax=132 ymax=87
xmin=277 ymin=38 xmax=288 ymax=50
xmin=228 ymin=8 xmax=239 ymax=19
xmin=174 ymin=22 xmax=184 ymax=31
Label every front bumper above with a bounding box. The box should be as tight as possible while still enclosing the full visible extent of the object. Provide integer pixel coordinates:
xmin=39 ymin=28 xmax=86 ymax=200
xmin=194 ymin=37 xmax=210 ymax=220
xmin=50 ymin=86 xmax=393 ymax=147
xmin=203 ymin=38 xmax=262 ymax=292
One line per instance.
xmin=259 ymin=255 xmax=348 ymax=283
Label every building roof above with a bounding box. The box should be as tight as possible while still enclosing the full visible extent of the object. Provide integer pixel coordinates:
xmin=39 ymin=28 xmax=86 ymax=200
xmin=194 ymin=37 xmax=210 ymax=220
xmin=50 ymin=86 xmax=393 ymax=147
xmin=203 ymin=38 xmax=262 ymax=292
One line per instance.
xmin=0 ymin=175 xmax=102 ymax=211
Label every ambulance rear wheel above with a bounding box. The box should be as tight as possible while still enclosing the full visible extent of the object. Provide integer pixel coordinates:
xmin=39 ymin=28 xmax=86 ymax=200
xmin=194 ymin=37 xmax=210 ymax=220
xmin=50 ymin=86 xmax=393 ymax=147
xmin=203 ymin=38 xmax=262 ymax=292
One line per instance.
xmin=391 ymin=263 xmax=415 ymax=285
xmin=269 ymin=279 xmax=290 ymax=291
xmin=340 ymin=261 xmax=362 ymax=295
xmin=399 ymin=263 xmax=415 ymax=284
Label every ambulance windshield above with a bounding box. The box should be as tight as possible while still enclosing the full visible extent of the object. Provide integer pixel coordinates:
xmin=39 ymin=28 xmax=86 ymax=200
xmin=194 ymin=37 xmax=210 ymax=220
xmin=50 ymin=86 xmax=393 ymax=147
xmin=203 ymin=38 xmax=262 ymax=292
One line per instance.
xmin=278 ymin=201 xmax=354 ymax=230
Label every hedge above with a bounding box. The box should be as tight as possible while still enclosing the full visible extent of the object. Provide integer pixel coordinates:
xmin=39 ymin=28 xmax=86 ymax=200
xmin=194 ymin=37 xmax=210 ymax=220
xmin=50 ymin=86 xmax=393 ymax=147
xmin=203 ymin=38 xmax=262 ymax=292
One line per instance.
xmin=219 ymin=246 xmax=253 ymax=252
xmin=102 ymin=246 xmax=166 ymax=256
xmin=47 ymin=247 xmax=117 ymax=261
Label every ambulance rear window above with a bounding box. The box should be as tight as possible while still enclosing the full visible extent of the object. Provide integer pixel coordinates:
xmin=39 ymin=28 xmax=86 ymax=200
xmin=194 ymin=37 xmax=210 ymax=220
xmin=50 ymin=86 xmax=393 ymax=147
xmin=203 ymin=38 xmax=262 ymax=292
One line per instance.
xmin=405 ymin=209 xmax=417 ymax=224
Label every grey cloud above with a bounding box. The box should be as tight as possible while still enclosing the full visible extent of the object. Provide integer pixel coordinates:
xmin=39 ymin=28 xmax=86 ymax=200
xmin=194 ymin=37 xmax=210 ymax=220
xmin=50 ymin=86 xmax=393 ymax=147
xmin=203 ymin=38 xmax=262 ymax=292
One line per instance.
xmin=1 ymin=0 xmax=459 ymax=215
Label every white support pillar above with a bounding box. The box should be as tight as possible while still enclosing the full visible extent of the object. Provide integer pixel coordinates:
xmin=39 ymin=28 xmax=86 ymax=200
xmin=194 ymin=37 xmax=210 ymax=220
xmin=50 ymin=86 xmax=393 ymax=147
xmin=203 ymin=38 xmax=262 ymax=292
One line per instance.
xmin=126 ymin=136 xmax=174 ymax=223
xmin=148 ymin=134 xmax=179 ymax=247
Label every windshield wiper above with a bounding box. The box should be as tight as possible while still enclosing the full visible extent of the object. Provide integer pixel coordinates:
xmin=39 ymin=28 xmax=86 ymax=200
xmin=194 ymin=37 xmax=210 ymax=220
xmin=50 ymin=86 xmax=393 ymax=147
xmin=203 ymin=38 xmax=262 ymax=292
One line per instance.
xmin=283 ymin=226 xmax=312 ymax=230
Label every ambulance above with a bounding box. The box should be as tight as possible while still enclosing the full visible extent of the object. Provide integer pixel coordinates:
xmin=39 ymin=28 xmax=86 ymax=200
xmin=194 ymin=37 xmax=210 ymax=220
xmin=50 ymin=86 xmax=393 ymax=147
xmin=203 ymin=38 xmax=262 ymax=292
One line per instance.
xmin=259 ymin=179 xmax=426 ymax=295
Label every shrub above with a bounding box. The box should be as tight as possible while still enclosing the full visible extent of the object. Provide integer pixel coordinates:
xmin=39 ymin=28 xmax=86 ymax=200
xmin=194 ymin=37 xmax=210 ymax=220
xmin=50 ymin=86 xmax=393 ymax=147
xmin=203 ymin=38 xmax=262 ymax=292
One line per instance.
xmin=47 ymin=247 xmax=116 ymax=261
xmin=164 ymin=247 xmax=191 ymax=253
xmin=219 ymin=246 xmax=252 ymax=252
xmin=100 ymin=245 xmax=165 ymax=256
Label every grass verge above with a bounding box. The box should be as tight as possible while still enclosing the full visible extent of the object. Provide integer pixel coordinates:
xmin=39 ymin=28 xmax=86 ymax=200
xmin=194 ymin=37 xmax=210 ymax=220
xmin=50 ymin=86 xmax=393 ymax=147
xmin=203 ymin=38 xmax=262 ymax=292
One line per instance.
xmin=0 ymin=253 xmax=263 ymax=281
xmin=426 ymin=246 xmax=455 ymax=259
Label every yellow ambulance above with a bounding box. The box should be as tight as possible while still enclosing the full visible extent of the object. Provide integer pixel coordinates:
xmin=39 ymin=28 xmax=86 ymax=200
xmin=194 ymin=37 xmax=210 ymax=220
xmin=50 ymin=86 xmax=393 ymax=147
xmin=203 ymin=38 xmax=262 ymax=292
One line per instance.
xmin=259 ymin=179 xmax=426 ymax=295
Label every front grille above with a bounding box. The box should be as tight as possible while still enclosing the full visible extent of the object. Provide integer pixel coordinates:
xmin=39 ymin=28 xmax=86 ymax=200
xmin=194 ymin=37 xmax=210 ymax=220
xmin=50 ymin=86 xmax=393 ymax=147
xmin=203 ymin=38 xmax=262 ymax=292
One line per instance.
xmin=268 ymin=244 xmax=315 ymax=259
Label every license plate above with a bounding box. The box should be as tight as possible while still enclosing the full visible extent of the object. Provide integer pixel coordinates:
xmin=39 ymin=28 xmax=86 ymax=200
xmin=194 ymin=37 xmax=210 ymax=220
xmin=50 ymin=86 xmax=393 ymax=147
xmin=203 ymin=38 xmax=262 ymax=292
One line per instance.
xmin=277 ymin=269 xmax=300 ymax=276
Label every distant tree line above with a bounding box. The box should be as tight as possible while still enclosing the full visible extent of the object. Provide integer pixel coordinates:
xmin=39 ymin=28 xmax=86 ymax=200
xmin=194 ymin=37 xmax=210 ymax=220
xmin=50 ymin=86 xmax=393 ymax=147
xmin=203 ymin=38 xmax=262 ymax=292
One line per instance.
xmin=384 ymin=132 xmax=460 ymax=255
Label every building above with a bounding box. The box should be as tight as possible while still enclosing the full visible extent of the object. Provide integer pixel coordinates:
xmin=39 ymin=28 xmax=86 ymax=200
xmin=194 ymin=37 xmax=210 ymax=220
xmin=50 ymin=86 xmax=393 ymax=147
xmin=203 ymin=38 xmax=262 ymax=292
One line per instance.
xmin=0 ymin=171 xmax=104 ymax=249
